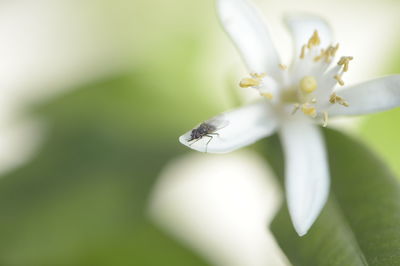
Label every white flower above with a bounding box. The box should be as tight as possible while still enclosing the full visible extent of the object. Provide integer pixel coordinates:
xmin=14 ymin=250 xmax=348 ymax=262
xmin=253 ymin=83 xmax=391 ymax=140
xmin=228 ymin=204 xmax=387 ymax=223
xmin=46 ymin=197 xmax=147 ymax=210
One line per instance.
xmin=179 ymin=0 xmax=400 ymax=236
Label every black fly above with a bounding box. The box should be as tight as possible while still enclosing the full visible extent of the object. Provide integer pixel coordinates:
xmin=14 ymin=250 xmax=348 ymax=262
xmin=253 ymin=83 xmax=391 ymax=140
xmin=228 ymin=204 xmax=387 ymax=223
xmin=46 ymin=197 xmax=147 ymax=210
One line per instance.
xmin=187 ymin=116 xmax=229 ymax=152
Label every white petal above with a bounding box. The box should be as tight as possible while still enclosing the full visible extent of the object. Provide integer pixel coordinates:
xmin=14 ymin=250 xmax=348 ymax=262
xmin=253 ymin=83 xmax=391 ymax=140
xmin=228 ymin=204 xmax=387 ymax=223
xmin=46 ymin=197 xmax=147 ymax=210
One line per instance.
xmin=179 ymin=101 xmax=278 ymax=153
xmin=279 ymin=119 xmax=329 ymax=236
xmin=329 ymin=75 xmax=400 ymax=116
xmin=285 ymin=14 xmax=333 ymax=57
xmin=216 ymin=0 xmax=280 ymax=75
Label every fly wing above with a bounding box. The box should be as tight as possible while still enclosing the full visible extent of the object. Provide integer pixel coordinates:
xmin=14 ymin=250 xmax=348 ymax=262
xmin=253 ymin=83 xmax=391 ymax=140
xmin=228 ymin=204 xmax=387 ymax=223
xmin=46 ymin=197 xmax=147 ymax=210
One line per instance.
xmin=205 ymin=115 xmax=229 ymax=131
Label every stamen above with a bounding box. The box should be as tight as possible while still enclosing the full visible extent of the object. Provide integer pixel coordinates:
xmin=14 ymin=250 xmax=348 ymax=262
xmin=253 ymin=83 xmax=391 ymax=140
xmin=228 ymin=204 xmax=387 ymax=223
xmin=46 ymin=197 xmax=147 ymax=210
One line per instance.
xmin=279 ymin=64 xmax=288 ymax=70
xmin=314 ymin=44 xmax=340 ymax=63
xmin=324 ymin=46 xmax=335 ymax=63
xmin=250 ymin=73 xmax=267 ymax=79
xmin=332 ymin=43 xmax=340 ymax=56
xmin=330 ymin=93 xmax=349 ymax=107
xmin=301 ymin=104 xmax=317 ymax=118
xmin=322 ymin=111 xmax=329 ymax=127
xmin=338 ymin=56 xmax=354 ymax=72
xmin=239 ymin=77 xmax=260 ymax=88
xmin=300 ymin=76 xmax=318 ymax=93
xmin=313 ymin=49 xmax=325 ymax=62
xmin=300 ymin=45 xmax=306 ymax=59
xmin=291 ymin=103 xmax=300 ymax=115
xmin=334 ymin=74 xmax=345 ymax=86
xmin=261 ymin=92 xmax=273 ymax=100
xmin=307 ymin=30 xmax=321 ymax=48
xmin=239 ymin=73 xmax=266 ymax=88
xmin=329 ymin=93 xmax=337 ymax=103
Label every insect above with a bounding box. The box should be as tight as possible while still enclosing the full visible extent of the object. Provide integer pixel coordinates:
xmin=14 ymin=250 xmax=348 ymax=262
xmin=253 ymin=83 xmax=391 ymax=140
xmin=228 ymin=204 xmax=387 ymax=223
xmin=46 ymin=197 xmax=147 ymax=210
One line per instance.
xmin=187 ymin=116 xmax=229 ymax=152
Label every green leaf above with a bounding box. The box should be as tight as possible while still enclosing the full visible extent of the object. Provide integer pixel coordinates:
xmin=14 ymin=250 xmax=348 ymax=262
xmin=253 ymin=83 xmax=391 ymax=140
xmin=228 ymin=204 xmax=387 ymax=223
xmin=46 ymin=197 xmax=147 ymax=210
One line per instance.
xmin=260 ymin=129 xmax=400 ymax=266
xmin=0 ymin=74 xmax=208 ymax=266
xmin=360 ymin=108 xmax=400 ymax=178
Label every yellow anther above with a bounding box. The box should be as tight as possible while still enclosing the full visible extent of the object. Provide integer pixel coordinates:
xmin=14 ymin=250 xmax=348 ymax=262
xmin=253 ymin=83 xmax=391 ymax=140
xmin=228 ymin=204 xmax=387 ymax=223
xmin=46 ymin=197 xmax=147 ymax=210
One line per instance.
xmin=330 ymin=93 xmax=349 ymax=107
xmin=314 ymin=44 xmax=340 ymax=63
xmin=261 ymin=92 xmax=273 ymax=100
xmin=279 ymin=64 xmax=288 ymax=70
xmin=314 ymin=49 xmax=325 ymax=62
xmin=322 ymin=111 xmax=329 ymax=127
xmin=301 ymin=104 xmax=317 ymax=117
xmin=332 ymin=43 xmax=340 ymax=56
xmin=291 ymin=103 xmax=300 ymax=115
xmin=338 ymin=56 xmax=353 ymax=72
xmin=300 ymin=45 xmax=306 ymax=59
xmin=300 ymin=76 xmax=318 ymax=94
xmin=240 ymin=73 xmax=267 ymax=88
xmin=324 ymin=46 xmax=334 ymax=63
xmin=239 ymin=77 xmax=261 ymax=88
xmin=250 ymin=73 xmax=267 ymax=79
xmin=334 ymin=75 xmax=345 ymax=86
xmin=307 ymin=30 xmax=321 ymax=48
xmin=342 ymin=101 xmax=349 ymax=107
xmin=329 ymin=93 xmax=337 ymax=103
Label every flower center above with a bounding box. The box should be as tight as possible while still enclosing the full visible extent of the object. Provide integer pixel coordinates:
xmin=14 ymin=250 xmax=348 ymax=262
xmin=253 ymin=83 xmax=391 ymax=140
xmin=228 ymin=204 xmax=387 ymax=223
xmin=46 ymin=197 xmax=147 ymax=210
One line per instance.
xmin=239 ymin=30 xmax=353 ymax=127
xmin=300 ymin=76 xmax=317 ymax=94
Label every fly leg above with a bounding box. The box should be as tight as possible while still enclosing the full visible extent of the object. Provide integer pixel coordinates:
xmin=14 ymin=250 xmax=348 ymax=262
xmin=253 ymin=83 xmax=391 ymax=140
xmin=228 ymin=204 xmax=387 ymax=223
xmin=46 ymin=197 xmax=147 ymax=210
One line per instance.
xmin=204 ymin=132 xmax=222 ymax=153
xmin=205 ymin=135 xmax=215 ymax=153
xmin=208 ymin=133 xmax=220 ymax=138
xmin=188 ymin=138 xmax=201 ymax=147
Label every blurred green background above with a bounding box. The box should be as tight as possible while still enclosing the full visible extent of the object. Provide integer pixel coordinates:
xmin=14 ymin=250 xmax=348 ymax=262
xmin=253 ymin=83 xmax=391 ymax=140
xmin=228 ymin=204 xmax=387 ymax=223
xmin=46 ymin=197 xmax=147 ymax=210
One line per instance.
xmin=0 ymin=0 xmax=399 ymax=265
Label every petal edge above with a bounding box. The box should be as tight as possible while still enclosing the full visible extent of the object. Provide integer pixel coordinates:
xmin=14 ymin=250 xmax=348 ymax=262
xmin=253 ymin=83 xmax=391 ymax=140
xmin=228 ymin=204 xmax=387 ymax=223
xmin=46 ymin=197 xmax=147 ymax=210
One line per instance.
xmin=329 ymin=75 xmax=400 ymax=116
xmin=279 ymin=119 xmax=330 ymax=236
xmin=216 ymin=0 xmax=280 ymax=75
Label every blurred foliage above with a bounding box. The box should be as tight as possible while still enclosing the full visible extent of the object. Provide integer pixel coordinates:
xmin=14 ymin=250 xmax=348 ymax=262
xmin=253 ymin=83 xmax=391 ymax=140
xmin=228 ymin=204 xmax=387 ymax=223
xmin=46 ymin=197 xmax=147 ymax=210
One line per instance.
xmin=359 ymin=41 xmax=400 ymax=178
xmin=261 ymin=129 xmax=400 ymax=266
xmin=0 ymin=0 xmax=222 ymax=263
xmin=0 ymin=73 xmax=210 ymax=265
xmin=359 ymin=108 xmax=400 ymax=178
